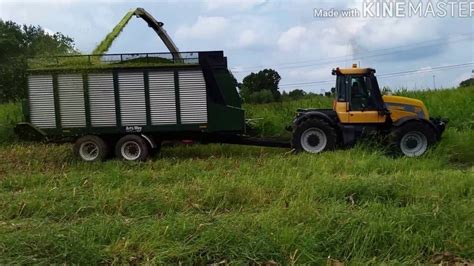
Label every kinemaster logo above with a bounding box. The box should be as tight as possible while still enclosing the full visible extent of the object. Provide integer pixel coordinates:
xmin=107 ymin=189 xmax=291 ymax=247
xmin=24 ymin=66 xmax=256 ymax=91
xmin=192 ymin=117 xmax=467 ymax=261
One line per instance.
xmin=314 ymin=0 xmax=474 ymax=18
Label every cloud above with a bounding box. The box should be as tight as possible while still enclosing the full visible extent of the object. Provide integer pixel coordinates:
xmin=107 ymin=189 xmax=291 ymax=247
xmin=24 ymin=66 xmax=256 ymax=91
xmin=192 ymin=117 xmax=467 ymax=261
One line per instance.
xmin=175 ymin=16 xmax=229 ymax=40
xmin=43 ymin=27 xmax=56 ymax=36
xmin=236 ymin=29 xmax=258 ymax=48
xmin=277 ymin=23 xmax=353 ymax=60
xmin=277 ymin=26 xmax=308 ymax=52
xmin=204 ymin=0 xmax=267 ymax=11
xmin=175 ymin=14 xmax=276 ymax=51
xmin=287 ymin=66 xmax=333 ymax=82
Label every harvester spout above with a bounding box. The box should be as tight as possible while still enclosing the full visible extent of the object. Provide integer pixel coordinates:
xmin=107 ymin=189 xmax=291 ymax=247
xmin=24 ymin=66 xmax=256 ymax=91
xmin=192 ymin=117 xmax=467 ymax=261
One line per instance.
xmin=93 ymin=7 xmax=182 ymax=62
xmin=133 ymin=8 xmax=182 ymax=62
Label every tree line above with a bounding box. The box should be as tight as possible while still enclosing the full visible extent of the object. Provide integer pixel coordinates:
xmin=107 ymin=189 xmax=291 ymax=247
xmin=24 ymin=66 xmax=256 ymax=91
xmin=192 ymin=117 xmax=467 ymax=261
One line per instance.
xmin=0 ymin=20 xmax=76 ymax=103
xmin=238 ymin=68 xmax=333 ymax=104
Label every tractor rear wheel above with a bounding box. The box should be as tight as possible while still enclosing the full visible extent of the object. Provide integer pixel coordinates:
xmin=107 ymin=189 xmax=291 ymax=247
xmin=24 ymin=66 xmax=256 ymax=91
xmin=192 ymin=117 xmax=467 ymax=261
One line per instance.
xmin=115 ymin=134 xmax=150 ymax=161
xmin=74 ymin=135 xmax=109 ymax=162
xmin=389 ymin=121 xmax=436 ymax=157
xmin=292 ymin=118 xmax=337 ymax=153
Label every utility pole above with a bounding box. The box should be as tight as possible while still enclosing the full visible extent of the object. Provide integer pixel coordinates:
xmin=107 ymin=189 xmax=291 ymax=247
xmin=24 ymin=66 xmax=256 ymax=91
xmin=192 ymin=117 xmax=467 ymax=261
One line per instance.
xmin=432 ymin=75 xmax=436 ymax=89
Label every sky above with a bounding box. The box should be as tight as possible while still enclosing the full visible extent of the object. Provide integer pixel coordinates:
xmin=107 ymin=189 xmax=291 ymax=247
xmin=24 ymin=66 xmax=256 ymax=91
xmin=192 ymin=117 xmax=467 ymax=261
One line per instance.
xmin=0 ymin=0 xmax=473 ymax=93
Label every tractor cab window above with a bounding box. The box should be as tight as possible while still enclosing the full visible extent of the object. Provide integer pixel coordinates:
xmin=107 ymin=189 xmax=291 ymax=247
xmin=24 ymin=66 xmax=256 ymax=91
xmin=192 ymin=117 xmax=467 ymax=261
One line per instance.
xmin=349 ymin=76 xmax=376 ymax=111
xmin=335 ymin=75 xmax=347 ymax=102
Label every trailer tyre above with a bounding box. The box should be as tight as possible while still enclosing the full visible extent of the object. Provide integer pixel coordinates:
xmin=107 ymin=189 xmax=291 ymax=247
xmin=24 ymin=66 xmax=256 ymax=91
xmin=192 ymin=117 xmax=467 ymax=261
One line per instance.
xmin=115 ymin=135 xmax=150 ymax=161
xmin=74 ymin=135 xmax=109 ymax=162
xmin=292 ymin=118 xmax=337 ymax=153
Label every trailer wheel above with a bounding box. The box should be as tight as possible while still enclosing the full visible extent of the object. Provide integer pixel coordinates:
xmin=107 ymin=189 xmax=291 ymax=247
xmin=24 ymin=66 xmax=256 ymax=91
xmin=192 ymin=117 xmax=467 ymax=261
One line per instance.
xmin=115 ymin=135 xmax=150 ymax=161
xmin=389 ymin=121 xmax=436 ymax=157
xmin=74 ymin=135 xmax=109 ymax=162
xmin=292 ymin=118 xmax=337 ymax=153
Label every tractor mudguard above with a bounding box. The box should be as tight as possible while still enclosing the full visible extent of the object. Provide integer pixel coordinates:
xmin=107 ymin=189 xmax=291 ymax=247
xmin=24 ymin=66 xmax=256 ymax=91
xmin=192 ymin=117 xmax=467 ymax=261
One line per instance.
xmin=292 ymin=111 xmax=338 ymax=127
xmin=393 ymin=116 xmax=446 ymax=140
xmin=289 ymin=110 xmax=360 ymax=146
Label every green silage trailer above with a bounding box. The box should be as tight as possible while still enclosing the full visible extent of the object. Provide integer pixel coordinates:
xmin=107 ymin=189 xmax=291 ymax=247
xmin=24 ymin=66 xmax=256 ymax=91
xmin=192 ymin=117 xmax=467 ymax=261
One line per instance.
xmin=15 ymin=8 xmax=290 ymax=161
xmin=16 ymin=51 xmax=290 ymax=161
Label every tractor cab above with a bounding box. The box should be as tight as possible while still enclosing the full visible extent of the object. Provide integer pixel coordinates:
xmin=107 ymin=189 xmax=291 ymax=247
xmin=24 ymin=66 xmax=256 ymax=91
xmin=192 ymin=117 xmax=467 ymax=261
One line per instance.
xmin=332 ymin=64 xmax=387 ymax=124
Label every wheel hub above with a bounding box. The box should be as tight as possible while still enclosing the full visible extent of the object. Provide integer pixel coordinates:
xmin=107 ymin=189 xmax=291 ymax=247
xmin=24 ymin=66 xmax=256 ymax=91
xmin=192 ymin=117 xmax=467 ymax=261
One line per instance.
xmin=121 ymin=141 xmax=142 ymax=161
xmin=300 ymin=128 xmax=327 ymax=153
xmin=400 ymin=131 xmax=428 ymax=157
xmin=79 ymin=141 xmax=99 ymax=161
xmin=405 ymin=137 xmax=418 ymax=149
xmin=307 ymin=134 xmax=320 ymax=147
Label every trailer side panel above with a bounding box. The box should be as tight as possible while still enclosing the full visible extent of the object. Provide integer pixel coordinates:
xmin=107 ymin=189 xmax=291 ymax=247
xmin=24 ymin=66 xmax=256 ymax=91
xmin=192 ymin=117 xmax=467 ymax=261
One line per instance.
xmin=58 ymin=74 xmax=86 ymax=128
xmin=88 ymin=73 xmax=117 ymax=127
xmin=28 ymin=75 xmax=56 ymax=129
xmin=149 ymin=71 xmax=177 ymax=125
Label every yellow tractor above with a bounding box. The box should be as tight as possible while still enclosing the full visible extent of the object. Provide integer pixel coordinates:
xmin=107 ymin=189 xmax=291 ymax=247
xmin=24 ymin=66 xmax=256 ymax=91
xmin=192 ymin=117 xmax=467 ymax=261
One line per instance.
xmin=291 ymin=65 xmax=446 ymax=157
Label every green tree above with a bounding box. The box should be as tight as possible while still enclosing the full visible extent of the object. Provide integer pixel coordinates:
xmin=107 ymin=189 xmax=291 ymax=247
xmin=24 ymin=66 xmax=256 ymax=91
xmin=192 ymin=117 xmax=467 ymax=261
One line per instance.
xmin=0 ymin=20 xmax=76 ymax=102
xmin=288 ymin=89 xmax=306 ymax=99
xmin=459 ymin=78 xmax=473 ymax=88
xmin=247 ymin=90 xmax=274 ymax=104
xmin=240 ymin=69 xmax=281 ymax=103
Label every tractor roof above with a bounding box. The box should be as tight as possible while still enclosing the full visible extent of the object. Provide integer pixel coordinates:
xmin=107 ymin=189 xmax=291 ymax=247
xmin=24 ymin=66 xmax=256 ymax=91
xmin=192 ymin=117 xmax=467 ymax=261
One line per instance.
xmin=332 ymin=66 xmax=376 ymax=75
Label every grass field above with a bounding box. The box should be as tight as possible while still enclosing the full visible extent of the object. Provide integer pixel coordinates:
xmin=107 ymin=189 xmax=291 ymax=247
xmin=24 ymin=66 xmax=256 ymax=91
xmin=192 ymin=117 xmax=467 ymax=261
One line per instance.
xmin=0 ymin=87 xmax=472 ymax=264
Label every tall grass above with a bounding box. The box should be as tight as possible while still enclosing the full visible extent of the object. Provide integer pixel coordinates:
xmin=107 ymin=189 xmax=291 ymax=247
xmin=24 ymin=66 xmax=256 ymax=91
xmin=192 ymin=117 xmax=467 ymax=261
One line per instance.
xmin=244 ymin=86 xmax=474 ymax=137
xmin=244 ymin=95 xmax=333 ymax=137
xmin=397 ymin=86 xmax=474 ymax=130
xmin=0 ymin=87 xmax=472 ymax=264
xmin=0 ymin=102 xmax=21 ymax=144
xmin=0 ymin=139 xmax=472 ymax=264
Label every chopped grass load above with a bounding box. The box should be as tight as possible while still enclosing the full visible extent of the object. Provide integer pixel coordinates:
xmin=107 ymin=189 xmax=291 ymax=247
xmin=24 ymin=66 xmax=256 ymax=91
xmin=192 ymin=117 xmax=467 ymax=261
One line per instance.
xmin=92 ymin=9 xmax=135 ymax=55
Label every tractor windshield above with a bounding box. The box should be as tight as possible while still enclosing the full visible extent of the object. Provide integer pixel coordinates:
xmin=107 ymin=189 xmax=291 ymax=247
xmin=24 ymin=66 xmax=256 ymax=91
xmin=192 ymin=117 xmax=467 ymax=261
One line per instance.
xmin=349 ymin=76 xmax=376 ymax=111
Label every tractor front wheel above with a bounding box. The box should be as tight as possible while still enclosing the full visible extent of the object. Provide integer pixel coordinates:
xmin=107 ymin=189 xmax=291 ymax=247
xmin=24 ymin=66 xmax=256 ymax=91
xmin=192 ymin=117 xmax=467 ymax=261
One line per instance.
xmin=292 ymin=118 xmax=337 ymax=153
xmin=389 ymin=121 xmax=436 ymax=157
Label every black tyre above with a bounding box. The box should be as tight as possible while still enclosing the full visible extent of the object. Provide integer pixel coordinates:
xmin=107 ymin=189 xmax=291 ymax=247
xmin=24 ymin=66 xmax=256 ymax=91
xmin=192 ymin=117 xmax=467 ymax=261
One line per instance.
xmin=389 ymin=121 xmax=437 ymax=157
xmin=73 ymin=135 xmax=109 ymax=162
xmin=115 ymin=134 xmax=150 ymax=161
xmin=291 ymin=118 xmax=337 ymax=153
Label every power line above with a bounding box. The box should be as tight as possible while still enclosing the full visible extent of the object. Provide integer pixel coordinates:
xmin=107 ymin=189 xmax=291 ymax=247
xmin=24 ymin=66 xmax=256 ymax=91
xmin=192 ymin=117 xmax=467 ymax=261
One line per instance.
xmin=279 ymin=62 xmax=474 ymax=88
xmin=376 ymin=63 xmax=474 ymax=78
xmin=237 ymin=33 xmax=472 ymax=71
xmin=233 ymin=33 xmax=473 ymax=73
